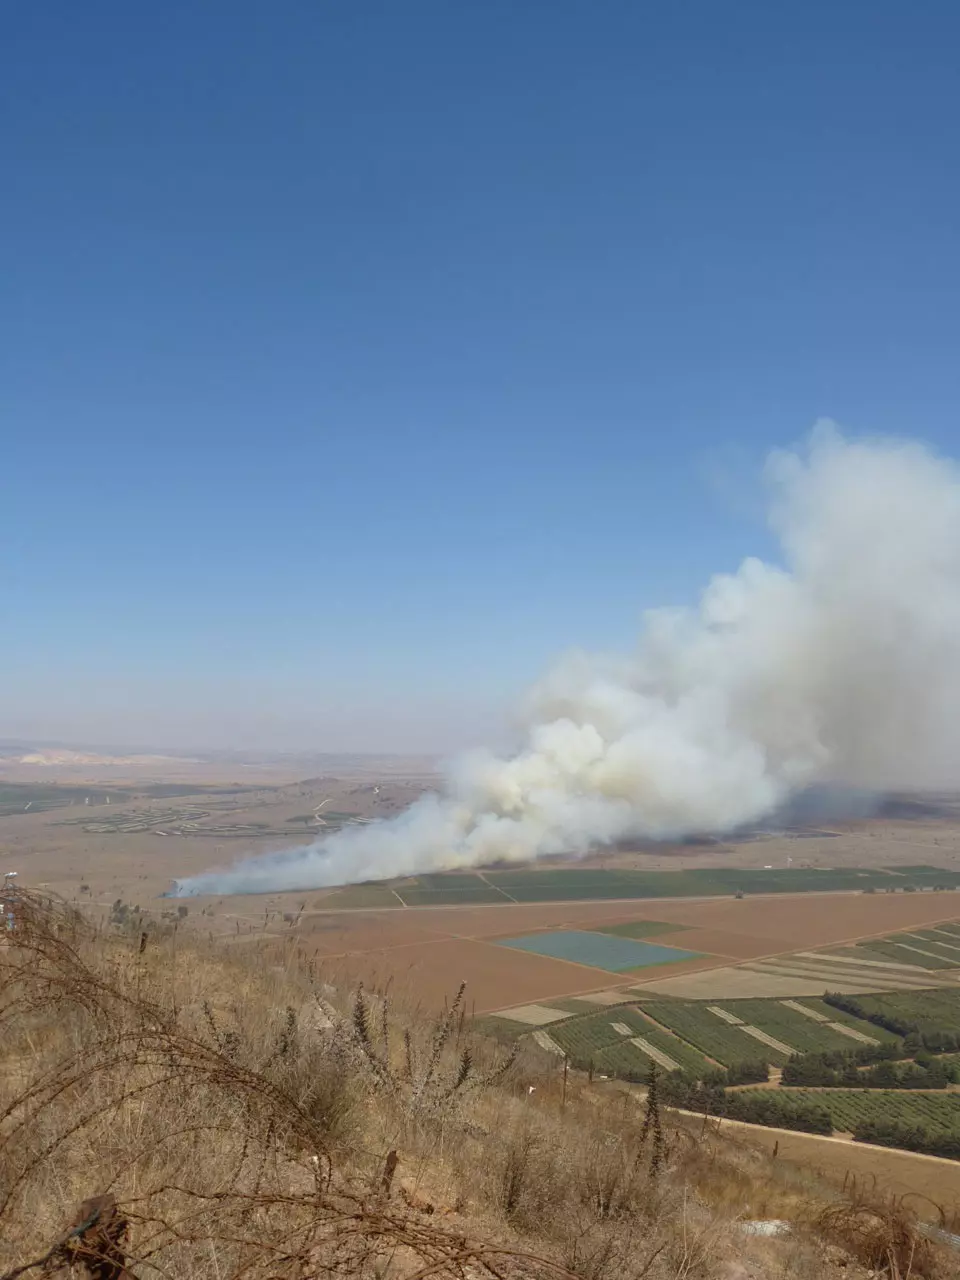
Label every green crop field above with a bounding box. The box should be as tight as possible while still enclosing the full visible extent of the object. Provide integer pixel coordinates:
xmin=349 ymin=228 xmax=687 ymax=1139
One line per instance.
xmin=703 ymin=999 xmax=893 ymax=1054
xmin=540 ymin=997 xmax=625 ymax=1015
xmin=393 ymin=873 xmax=510 ymax=905
xmin=783 ymin=1089 xmax=960 ymax=1134
xmin=886 ymin=864 xmax=946 ymax=873
xmin=847 ymin=940 xmax=958 ymax=970
xmin=887 ymin=931 xmax=960 ymax=958
xmin=929 ymin=922 xmax=960 ymax=940
xmin=612 ymin=1007 xmax=715 ymax=1073
xmin=545 ymin=1006 xmax=712 ymax=1076
xmin=841 ymin=989 xmax=960 ymax=1035
xmin=544 ymin=1014 xmax=633 ymax=1066
xmin=593 ymin=1037 xmax=708 ymax=1078
xmin=375 ymin=865 xmax=960 ymax=906
xmin=486 ymin=867 xmax=892 ymax=903
xmin=320 ymin=883 xmax=401 ymax=909
xmin=910 ymin=929 xmax=960 ymax=952
xmin=789 ymin=998 xmax=901 ymax=1042
xmin=471 ymin=1015 xmax=539 ymax=1042
xmin=638 ymin=1000 xmax=792 ymax=1067
xmin=290 ymin=864 xmax=960 ymax=911
xmin=634 ymin=996 xmax=901 ymax=1064
xmin=888 ymin=934 xmax=960 ymax=963
xmin=397 ymin=887 xmax=507 ymax=906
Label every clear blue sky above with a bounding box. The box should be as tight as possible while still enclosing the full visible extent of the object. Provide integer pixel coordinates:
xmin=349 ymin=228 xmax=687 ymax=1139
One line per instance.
xmin=3 ymin=2 xmax=960 ymax=753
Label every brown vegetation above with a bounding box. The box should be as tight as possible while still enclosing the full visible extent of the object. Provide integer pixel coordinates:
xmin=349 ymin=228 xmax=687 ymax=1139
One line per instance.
xmin=1 ymin=890 xmax=956 ymax=1279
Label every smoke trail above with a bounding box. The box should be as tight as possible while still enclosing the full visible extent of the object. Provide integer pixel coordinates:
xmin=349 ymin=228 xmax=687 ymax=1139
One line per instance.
xmin=172 ymin=424 xmax=960 ymax=896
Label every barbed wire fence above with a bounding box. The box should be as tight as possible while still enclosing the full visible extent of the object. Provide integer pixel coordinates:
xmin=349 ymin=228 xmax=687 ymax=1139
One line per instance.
xmin=0 ymin=889 xmax=576 ymax=1280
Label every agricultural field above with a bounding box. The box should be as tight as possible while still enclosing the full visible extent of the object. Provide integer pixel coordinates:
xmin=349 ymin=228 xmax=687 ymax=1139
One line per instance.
xmin=635 ymin=1000 xmax=794 ymax=1066
xmin=686 ymin=997 xmax=898 ymax=1052
xmin=490 ymin=984 xmax=960 ymax=1081
xmin=514 ymin=1004 xmax=715 ymax=1076
xmin=591 ymin=920 xmax=690 ymax=939
xmin=391 ymin=874 xmax=510 ymax=906
xmin=908 ymin=928 xmax=960 ymax=955
xmin=613 ymin=986 xmax=960 ymax=1157
xmin=828 ymin=933 xmax=960 ymax=971
xmin=783 ymin=1089 xmax=960 ymax=1135
xmin=845 ymin=940 xmax=957 ymax=970
xmin=487 ymin=990 xmax=909 ymax=1076
xmin=838 ymin=989 xmax=960 ymax=1036
xmin=316 ymin=883 xmax=401 ymax=909
xmin=479 ymin=865 xmax=960 ymax=903
xmin=789 ymin=996 xmax=903 ymax=1039
xmin=305 ymin=865 xmax=960 ymax=923
xmin=301 ymin=864 xmax=960 ymax=910
xmin=928 ymin=922 xmax=960 ymax=940
xmin=623 ymin=994 xmax=902 ymax=1065
xmin=278 ymin=886 xmax=960 ymax=1016
xmin=494 ymin=930 xmax=702 ymax=972
xmin=647 ymin=959 xmax=943 ymax=1000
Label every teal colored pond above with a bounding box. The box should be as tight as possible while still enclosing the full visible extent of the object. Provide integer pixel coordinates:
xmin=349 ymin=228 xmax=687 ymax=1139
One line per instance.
xmin=495 ymin=930 xmax=701 ymax=973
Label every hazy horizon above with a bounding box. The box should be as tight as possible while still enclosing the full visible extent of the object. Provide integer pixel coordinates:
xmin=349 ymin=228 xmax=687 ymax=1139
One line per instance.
xmin=0 ymin=734 xmax=443 ymax=762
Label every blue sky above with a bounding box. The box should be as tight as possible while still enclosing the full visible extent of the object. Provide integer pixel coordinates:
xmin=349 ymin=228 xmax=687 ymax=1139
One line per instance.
xmin=3 ymin=2 xmax=960 ymax=753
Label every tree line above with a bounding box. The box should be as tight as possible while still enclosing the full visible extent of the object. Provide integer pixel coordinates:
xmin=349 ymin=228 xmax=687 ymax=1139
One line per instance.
xmin=657 ymin=1071 xmax=833 ymax=1134
xmin=823 ymin=992 xmax=960 ymax=1051
xmin=781 ymin=1050 xmax=956 ymax=1089
xmin=853 ymin=1118 xmax=960 ymax=1160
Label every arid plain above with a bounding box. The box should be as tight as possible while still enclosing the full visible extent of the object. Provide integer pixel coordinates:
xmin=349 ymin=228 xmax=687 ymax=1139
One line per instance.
xmin=7 ymin=752 xmax=960 ymax=1015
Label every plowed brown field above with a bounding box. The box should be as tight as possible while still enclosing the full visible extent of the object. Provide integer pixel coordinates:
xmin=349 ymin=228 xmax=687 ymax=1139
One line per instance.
xmin=655 ymin=927 xmax=779 ymax=959
xmin=639 ymin=891 xmax=960 ymax=945
xmin=282 ymin=890 xmax=960 ymax=1012
xmin=303 ymin=937 xmax=617 ymax=1013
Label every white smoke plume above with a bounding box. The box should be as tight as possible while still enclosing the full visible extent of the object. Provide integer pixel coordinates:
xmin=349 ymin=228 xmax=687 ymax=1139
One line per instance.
xmin=172 ymin=425 xmax=960 ymax=896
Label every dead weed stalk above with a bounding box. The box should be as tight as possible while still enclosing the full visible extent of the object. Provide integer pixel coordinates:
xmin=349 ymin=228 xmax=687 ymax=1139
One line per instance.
xmin=0 ymin=889 xmax=569 ymax=1279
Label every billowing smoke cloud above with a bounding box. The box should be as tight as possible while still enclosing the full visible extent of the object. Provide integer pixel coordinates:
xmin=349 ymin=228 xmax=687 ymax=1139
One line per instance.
xmin=172 ymin=424 xmax=960 ymax=896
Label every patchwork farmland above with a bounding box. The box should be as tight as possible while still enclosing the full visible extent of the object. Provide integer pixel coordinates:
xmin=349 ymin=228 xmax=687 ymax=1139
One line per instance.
xmin=462 ymin=887 xmax=960 ymax=1164
xmin=488 ymin=991 xmax=908 ymax=1069
xmin=277 ymin=870 xmax=960 ymax=1015
xmin=316 ymin=863 xmax=960 ymax=909
xmin=546 ymin=1007 xmax=714 ymax=1076
xmin=823 ymin=923 xmax=960 ymax=971
xmin=831 ymin=988 xmax=960 ymax=1036
xmin=484 ymin=983 xmax=960 ymax=1157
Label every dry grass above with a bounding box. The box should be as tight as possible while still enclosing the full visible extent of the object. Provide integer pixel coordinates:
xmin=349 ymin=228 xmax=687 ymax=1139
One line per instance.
xmin=0 ymin=890 xmax=955 ymax=1280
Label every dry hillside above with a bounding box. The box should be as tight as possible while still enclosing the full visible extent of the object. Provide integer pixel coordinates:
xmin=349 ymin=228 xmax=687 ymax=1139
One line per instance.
xmin=0 ymin=891 xmax=953 ymax=1280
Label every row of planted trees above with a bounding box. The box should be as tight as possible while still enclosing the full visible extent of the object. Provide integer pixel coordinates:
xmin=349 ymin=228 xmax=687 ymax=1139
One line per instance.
xmin=853 ymin=1118 xmax=960 ymax=1159
xmin=655 ymin=1070 xmax=834 ymax=1134
xmin=781 ymin=1048 xmax=958 ymax=1089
